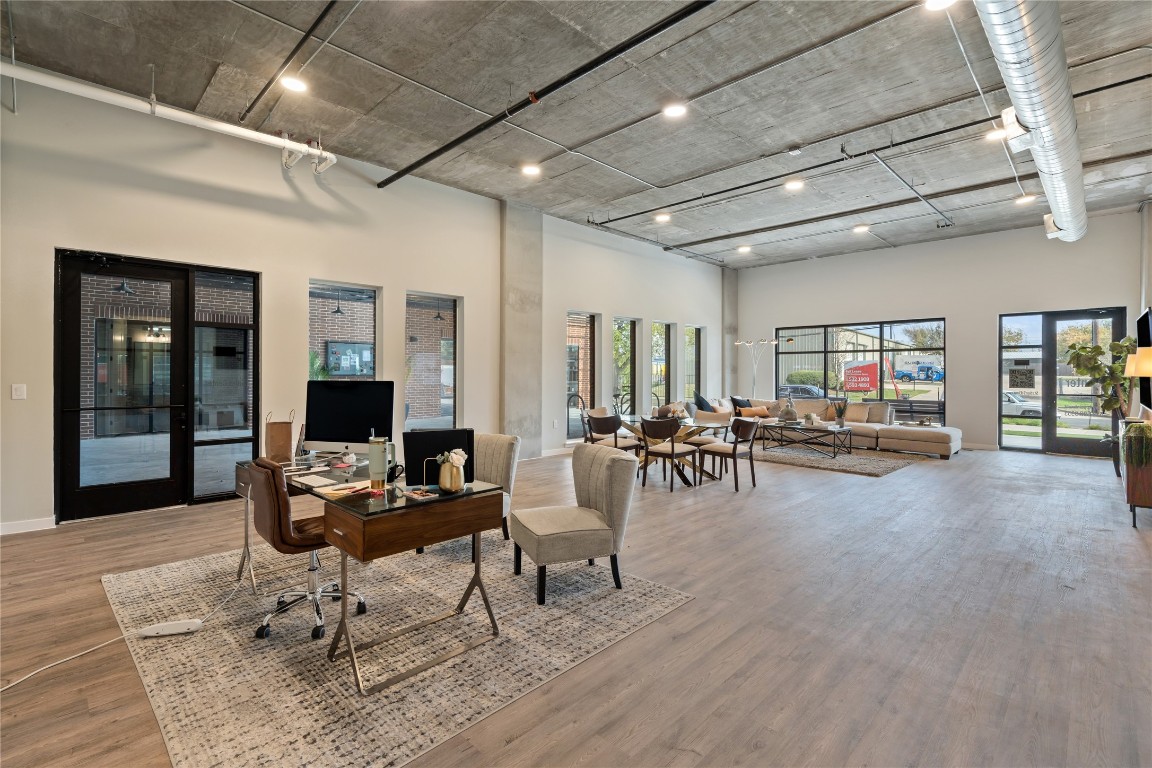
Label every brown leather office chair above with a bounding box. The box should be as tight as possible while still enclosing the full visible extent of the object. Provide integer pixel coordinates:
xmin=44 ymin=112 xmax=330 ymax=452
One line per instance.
xmin=249 ymin=457 xmax=365 ymax=640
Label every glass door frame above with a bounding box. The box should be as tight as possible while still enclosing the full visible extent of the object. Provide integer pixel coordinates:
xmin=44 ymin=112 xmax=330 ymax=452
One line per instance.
xmin=55 ymin=251 xmax=260 ymax=521
xmin=191 ymin=268 xmax=260 ymax=501
xmin=999 ymin=307 xmax=1125 ymax=456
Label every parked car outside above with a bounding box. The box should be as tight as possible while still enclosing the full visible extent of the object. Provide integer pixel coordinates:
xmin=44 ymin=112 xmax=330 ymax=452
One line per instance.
xmin=779 ymin=384 xmax=825 ymax=398
xmin=1002 ymin=391 xmax=1042 ymax=417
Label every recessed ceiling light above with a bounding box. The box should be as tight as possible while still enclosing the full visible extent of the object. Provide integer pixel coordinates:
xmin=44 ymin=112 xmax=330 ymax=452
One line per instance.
xmin=784 ymin=179 xmax=805 ymax=191
xmin=280 ymin=76 xmax=307 ymax=92
xmin=853 ymin=224 xmax=870 ymax=234
xmin=1015 ymin=194 xmax=1037 ymax=205
xmin=985 ymin=127 xmax=1008 ymax=141
xmin=924 ymin=0 xmax=958 ymax=10
xmin=654 ymin=213 xmax=671 ymax=223
xmin=521 ymin=164 xmax=541 ymax=176
xmin=662 ymin=104 xmax=688 ymax=118
xmin=738 ymin=246 xmax=751 ymax=254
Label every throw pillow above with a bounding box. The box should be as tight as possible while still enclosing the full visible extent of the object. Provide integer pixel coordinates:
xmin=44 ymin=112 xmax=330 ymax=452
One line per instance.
xmin=844 ymin=403 xmax=869 ymax=422
xmin=737 ymin=405 xmax=770 ymax=418
xmin=731 ymin=396 xmax=752 ymax=409
xmin=867 ymin=402 xmax=894 ymax=424
xmin=694 ymin=392 xmax=715 ymax=412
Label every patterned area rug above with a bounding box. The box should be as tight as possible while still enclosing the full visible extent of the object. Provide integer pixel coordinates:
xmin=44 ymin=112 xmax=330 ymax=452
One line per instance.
xmin=752 ymin=444 xmax=931 ymax=476
xmin=102 ymin=534 xmax=691 ymax=768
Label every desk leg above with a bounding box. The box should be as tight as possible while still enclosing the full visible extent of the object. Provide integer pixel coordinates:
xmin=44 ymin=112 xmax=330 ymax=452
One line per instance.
xmin=236 ymin=493 xmax=257 ymax=595
xmin=327 ymin=551 xmax=366 ymax=694
xmin=329 ymin=532 xmax=500 ymax=696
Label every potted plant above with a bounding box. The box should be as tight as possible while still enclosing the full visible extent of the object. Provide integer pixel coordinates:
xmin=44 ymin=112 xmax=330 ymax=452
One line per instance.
xmin=833 ymin=399 xmax=848 ymax=427
xmin=1123 ymin=421 xmax=1152 ymax=527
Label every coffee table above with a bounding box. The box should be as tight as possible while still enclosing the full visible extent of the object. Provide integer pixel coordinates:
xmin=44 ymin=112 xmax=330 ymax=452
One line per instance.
xmin=760 ymin=422 xmax=852 ymax=458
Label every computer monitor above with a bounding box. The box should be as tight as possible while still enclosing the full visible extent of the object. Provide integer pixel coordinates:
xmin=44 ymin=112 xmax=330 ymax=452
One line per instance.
xmin=302 ymin=380 xmax=395 ymax=454
xmin=402 ymin=428 xmax=475 ymax=487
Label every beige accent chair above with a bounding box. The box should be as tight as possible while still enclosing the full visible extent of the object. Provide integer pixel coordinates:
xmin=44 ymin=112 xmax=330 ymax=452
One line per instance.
xmin=475 ymin=433 xmax=521 ymax=540
xmin=510 ymin=443 xmax=638 ymax=605
xmin=419 ymin=432 xmax=521 ymax=561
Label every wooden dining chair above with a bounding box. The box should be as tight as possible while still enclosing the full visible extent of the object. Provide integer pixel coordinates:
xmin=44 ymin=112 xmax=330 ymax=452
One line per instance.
xmin=698 ymin=418 xmax=759 ymax=492
xmin=640 ymin=416 xmax=693 ymax=491
xmin=588 ymin=413 xmax=642 ymax=458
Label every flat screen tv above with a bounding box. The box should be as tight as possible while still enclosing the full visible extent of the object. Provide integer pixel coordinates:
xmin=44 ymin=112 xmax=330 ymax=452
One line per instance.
xmin=402 ymin=428 xmax=475 ymax=487
xmin=302 ymin=380 xmax=395 ymax=454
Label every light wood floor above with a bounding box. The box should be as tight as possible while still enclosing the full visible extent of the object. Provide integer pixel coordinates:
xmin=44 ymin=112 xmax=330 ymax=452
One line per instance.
xmin=2 ymin=449 xmax=1149 ymax=767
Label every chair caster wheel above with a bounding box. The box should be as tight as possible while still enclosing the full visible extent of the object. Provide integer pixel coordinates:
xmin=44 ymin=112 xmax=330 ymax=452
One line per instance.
xmin=255 ymin=625 xmax=271 ymax=639
xmin=356 ymin=601 xmax=367 ymax=615
xmin=276 ymin=597 xmax=287 ymax=609
xmin=331 ymin=594 xmax=342 ymax=602
xmin=311 ymin=625 xmax=326 ymax=640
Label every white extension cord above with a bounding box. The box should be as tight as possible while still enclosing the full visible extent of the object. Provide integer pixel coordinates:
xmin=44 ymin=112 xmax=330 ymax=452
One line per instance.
xmin=0 ymin=581 xmax=240 ymax=693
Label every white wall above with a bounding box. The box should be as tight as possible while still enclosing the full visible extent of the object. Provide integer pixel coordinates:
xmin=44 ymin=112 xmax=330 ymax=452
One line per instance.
xmin=541 ymin=217 xmax=723 ymax=453
xmin=0 ymin=82 xmax=503 ymax=529
xmin=736 ymin=216 xmax=1145 ymax=449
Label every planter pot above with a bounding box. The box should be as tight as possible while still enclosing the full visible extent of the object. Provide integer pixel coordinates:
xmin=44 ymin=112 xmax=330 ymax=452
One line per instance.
xmin=1124 ymin=424 xmax=1152 ymax=526
xmin=439 ymin=462 xmax=465 ymax=493
xmin=836 ymin=417 xmax=845 ymax=428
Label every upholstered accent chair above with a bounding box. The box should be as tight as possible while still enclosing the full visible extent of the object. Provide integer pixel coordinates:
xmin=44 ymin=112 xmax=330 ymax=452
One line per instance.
xmin=509 ymin=443 xmax=638 ymax=604
xmin=698 ymin=417 xmax=759 ymax=492
xmin=474 ymin=433 xmax=521 ymax=540
xmin=249 ymin=457 xmax=365 ymax=640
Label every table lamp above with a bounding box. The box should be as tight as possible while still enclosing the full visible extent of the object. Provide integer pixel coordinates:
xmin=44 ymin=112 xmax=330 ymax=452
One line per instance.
xmin=1125 ymin=347 xmax=1152 ymax=420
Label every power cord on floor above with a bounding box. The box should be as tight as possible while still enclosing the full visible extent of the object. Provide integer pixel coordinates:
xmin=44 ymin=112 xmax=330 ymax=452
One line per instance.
xmin=0 ymin=579 xmax=246 ymax=694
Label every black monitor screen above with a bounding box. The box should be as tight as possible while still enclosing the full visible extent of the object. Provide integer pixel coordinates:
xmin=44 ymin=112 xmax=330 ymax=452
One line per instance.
xmin=303 ymin=380 xmax=395 ymax=448
xmin=403 ymin=428 xmax=475 ymax=486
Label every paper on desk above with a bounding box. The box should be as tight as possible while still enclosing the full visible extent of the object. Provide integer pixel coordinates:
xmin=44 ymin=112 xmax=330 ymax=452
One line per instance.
xmin=293 ymin=474 xmax=338 ymax=488
xmin=318 ymin=480 xmax=373 ymax=497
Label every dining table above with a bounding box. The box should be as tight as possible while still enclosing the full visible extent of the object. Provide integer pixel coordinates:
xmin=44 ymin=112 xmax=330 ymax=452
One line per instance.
xmin=619 ymin=414 xmax=731 ymax=486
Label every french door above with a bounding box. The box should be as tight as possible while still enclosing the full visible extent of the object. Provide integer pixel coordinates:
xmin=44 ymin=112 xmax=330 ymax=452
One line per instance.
xmin=56 ymin=254 xmax=190 ymax=520
xmin=1000 ymin=307 xmax=1125 ymax=456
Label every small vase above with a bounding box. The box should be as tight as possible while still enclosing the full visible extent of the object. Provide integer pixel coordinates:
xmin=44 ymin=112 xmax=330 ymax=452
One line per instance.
xmin=836 ymin=417 xmax=845 ymax=427
xmin=779 ymin=396 xmax=798 ymax=422
xmin=438 ymin=462 xmax=464 ymax=493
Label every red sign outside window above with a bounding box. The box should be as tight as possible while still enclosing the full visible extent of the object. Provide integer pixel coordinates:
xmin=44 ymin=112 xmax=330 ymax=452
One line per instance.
xmin=843 ymin=360 xmax=878 ymax=392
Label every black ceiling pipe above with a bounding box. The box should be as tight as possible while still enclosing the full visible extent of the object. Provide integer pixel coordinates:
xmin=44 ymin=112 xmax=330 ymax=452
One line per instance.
xmin=239 ymin=0 xmax=339 ymax=123
xmin=376 ymin=0 xmax=717 ymax=189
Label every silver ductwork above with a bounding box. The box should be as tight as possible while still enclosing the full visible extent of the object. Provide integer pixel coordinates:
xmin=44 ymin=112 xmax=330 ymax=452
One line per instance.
xmin=973 ymin=0 xmax=1087 ymax=242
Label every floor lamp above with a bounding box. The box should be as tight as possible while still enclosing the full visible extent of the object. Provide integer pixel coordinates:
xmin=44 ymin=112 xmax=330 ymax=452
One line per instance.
xmin=735 ymin=339 xmax=771 ymax=398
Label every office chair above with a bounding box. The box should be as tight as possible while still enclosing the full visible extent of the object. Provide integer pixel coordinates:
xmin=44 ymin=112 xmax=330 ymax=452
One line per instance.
xmin=249 ymin=457 xmax=365 ymax=640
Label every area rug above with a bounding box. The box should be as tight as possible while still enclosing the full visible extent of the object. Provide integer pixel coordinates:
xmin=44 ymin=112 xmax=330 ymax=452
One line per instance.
xmin=102 ymin=533 xmax=691 ymax=768
xmin=752 ymin=444 xmax=930 ymax=476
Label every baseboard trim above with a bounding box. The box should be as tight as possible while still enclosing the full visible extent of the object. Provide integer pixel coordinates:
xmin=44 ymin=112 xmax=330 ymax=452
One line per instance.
xmin=542 ymin=446 xmax=575 ymax=457
xmin=963 ymin=443 xmax=998 ymax=451
xmin=1 ymin=517 xmax=56 ymax=535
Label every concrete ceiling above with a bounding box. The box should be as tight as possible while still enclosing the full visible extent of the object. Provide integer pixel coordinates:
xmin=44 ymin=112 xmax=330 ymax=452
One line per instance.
xmin=3 ymin=0 xmax=1150 ymax=268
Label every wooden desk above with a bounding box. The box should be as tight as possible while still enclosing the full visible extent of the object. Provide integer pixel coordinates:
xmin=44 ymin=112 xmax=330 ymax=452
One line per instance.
xmin=297 ymin=477 xmax=504 ymax=695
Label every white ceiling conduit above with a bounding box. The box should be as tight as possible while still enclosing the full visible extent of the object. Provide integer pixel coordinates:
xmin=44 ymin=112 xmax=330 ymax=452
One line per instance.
xmin=972 ymin=0 xmax=1087 ymax=241
xmin=1 ymin=62 xmax=338 ymax=174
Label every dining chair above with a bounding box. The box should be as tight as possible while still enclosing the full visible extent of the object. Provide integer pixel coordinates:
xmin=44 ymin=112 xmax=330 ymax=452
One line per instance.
xmin=698 ymin=418 xmax=759 ymax=492
xmin=640 ymin=416 xmax=693 ymax=491
xmin=588 ymin=413 xmax=642 ymax=458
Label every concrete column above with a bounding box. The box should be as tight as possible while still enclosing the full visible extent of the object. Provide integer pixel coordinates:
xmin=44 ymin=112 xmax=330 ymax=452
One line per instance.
xmin=500 ymin=202 xmax=543 ymax=458
xmin=722 ymin=267 xmax=738 ymax=396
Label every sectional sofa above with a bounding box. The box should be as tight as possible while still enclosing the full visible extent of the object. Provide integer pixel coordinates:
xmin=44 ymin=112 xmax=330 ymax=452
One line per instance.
xmin=687 ymin=397 xmax=962 ymax=459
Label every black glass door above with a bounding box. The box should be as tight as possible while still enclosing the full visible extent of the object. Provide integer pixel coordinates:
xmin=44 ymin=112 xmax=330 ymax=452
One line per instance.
xmin=56 ymin=253 xmax=190 ymax=520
